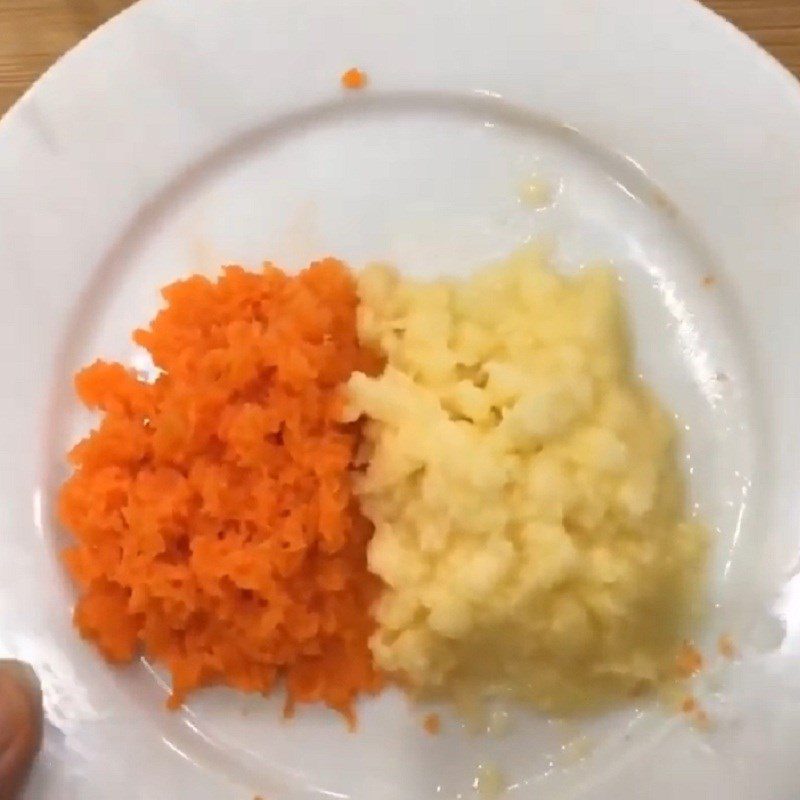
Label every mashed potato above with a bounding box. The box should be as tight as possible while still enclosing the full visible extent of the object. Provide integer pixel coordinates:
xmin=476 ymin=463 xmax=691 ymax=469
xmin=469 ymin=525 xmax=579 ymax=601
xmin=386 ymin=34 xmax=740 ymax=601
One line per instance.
xmin=348 ymin=248 xmax=707 ymax=712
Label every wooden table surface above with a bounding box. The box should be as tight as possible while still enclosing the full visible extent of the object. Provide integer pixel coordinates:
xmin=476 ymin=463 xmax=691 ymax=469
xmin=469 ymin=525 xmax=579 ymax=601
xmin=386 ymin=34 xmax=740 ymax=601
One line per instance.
xmin=1 ymin=0 xmax=799 ymax=116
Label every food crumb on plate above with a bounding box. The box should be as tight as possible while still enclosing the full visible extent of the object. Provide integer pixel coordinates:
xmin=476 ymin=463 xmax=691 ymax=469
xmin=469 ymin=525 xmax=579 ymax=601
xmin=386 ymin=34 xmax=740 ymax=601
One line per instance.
xmin=674 ymin=641 xmax=704 ymax=678
xmin=485 ymin=706 xmax=511 ymax=737
xmin=648 ymin=186 xmax=678 ymax=217
xmin=680 ymin=695 xmax=713 ymax=730
xmin=423 ymin=712 xmax=442 ymax=734
xmin=518 ymin=175 xmax=553 ymax=208
xmin=718 ymin=633 xmax=737 ymax=659
xmin=473 ymin=762 xmax=506 ymax=798
xmin=341 ymin=67 xmax=368 ymax=89
xmin=681 ymin=695 xmax=698 ymax=714
xmin=559 ymin=732 xmax=593 ymax=765
xmin=692 ymin=707 xmax=712 ymax=731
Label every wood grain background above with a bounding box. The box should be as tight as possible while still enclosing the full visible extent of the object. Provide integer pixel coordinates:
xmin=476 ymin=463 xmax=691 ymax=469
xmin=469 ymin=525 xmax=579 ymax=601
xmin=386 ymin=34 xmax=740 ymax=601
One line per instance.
xmin=1 ymin=0 xmax=799 ymax=116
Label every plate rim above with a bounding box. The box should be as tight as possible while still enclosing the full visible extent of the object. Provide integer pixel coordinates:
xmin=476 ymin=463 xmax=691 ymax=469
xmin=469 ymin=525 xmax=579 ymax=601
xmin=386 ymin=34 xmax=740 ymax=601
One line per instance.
xmin=2 ymin=1 xmax=800 ymax=798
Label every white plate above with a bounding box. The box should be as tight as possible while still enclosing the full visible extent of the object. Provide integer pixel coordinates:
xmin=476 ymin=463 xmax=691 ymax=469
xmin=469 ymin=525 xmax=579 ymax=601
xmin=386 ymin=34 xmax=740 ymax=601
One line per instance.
xmin=1 ymin=0 xmax=800 ymax=797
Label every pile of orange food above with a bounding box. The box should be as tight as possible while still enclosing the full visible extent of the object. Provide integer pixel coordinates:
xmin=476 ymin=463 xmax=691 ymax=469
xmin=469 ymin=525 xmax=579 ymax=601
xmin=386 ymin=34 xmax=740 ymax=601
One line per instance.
xmin=58 ymin=259 xmax=383 ymax=720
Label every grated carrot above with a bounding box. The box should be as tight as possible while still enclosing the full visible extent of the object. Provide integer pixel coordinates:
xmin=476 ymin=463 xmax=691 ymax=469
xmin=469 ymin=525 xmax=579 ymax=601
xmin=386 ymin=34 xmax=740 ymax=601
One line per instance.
xmin=674 ymin=641 xmax=703 ymax=678
xmin=341 ymin=67 xmax=368 ymax=90
xmin=423 ymin=712 xmax=441 ymax=735
xmin=59 ymin=259 xmax=383 ymax=721
xmin=681 ymin=695 xmax=697 ymax=714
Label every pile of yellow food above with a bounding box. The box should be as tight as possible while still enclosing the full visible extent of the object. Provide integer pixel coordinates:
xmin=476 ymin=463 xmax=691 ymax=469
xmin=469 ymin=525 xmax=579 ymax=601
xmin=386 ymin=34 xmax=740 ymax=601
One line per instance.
xmin=348 ymin=248 xmax=707 ymax=712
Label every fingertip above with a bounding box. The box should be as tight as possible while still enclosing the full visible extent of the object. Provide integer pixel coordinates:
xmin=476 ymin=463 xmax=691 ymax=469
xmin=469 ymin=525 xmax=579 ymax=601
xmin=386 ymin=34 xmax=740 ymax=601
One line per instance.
xmin=0 ymin=659 xmax=43 ymax=799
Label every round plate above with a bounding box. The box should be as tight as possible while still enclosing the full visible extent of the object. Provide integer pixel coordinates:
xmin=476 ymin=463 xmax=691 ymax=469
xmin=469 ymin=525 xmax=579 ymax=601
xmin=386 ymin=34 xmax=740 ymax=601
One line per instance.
xmin=2 ymin=1 xmax=800 ymax=798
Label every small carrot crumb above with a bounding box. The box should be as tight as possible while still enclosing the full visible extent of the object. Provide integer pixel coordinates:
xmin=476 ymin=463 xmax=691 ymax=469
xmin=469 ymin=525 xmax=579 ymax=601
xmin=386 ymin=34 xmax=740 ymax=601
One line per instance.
xmin=680 ymin=696 xmax=712 ymax=729
xmin=423 ymin=712 xmax=441 ymax=735
xmin=718 ymin=633 xmax=737 ymax=659
xmin=675 ymin=641 xmax=704 ymax=678
xmin=341 ymin=67 xmax=368 ymax=90
xmin=702 ymin=275 xmax=716 ymax=288
xmin=693 ymin=708 xmax=712 ymax=731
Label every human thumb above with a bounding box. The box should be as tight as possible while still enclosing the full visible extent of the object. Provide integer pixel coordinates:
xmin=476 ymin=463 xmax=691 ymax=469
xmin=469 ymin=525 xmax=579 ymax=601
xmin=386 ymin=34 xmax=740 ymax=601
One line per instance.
xmin=0 ymin=661 xmax=42 ymax=800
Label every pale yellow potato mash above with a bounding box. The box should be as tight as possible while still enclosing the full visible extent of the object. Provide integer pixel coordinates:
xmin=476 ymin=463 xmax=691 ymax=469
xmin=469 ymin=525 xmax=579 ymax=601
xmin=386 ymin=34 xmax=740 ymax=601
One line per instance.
xmin=347 ymin=248 xmax=707 ymax=712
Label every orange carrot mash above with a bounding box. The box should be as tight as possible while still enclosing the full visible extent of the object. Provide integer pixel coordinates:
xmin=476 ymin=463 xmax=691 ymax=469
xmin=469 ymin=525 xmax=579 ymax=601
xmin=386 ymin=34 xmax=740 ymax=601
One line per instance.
xmin=59 ymin=259 xmax=383 ymax=721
